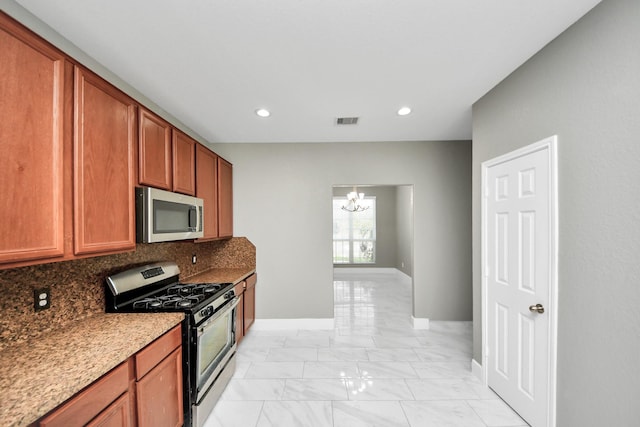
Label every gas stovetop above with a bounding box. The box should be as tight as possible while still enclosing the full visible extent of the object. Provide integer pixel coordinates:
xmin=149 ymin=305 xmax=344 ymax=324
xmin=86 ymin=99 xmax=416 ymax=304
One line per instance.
xmin=105 ymin=262 xmax=235 ymax=325
xmin=131 ymin=283 xmax=229 ymax=310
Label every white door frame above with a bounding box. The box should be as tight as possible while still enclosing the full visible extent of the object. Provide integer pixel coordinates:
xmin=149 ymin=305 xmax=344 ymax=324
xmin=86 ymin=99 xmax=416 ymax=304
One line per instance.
xmin=481 ymin=135 xmax=558 ymax=427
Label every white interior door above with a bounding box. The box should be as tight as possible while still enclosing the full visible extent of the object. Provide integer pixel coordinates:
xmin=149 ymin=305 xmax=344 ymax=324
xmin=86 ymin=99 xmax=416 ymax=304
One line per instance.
xmin=482 ymin=137 xmax=557 ymax=427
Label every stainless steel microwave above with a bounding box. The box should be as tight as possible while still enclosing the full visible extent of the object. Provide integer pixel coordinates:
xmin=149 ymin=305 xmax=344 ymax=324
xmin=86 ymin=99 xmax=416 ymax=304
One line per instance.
xmin=135 ymin=186 xmax=204 ymax=243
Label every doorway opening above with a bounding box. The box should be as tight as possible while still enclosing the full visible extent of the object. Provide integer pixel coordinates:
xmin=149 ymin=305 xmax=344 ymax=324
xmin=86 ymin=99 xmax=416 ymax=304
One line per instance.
xmin=332 ymin=184 xmax=415 ymax=321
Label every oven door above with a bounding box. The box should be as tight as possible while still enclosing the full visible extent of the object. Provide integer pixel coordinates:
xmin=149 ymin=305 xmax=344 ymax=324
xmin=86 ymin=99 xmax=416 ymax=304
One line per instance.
xmin=194 ymin=296 xmax=239 ymax=403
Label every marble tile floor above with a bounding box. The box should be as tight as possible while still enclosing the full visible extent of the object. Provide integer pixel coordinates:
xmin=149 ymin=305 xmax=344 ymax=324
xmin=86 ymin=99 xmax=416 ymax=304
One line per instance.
xmin=204 ymin=271 xmax=529 ymax=427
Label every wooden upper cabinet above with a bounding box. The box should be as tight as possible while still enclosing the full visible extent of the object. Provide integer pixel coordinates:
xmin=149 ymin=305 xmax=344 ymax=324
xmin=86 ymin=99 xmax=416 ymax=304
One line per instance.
xmin=195 ymin=144 xmax=219 ymax=239
xmin=172 ymin=129 xmax=196 ymax=195
xmin=73 ymin=66 xmax=136 ymax=256
xmin=139 ymin=109 xmax=196 ymax=195
xmin=196 ymin=150 xmax=233 ymax=240
xmin=0 ymin=14 xmax=69 ymax=264
xmin=139 ymin=108 xmax=172 ymax=190
xmin=218 ymin=157 xmax=233 ymax=238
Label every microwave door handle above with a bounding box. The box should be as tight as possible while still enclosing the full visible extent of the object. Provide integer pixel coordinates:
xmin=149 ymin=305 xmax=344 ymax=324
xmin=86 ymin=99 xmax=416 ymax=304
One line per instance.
xmin=189 ymin=205 xmax=197 ymax=231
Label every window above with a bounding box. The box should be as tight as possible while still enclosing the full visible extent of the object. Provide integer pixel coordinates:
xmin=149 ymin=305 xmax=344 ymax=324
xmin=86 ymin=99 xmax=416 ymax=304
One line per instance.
xmin=333 ymin=197 xmax=376 ymax=264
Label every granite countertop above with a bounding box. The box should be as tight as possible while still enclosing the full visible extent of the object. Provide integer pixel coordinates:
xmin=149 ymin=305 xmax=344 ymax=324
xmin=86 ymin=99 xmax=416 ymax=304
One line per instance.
xmin=0 ymin=312 xmax=184 ymax=427
xmin=183 ymin=267 xmax=255 ymax=285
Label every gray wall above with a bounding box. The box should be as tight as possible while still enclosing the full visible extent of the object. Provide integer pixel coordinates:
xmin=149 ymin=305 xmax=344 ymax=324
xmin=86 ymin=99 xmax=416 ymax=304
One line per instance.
xmin=472 ymin=0 xmax=640 ymax=425
xmin=333 ymin=186 xmax=398 ymax=269
xmin=396 ymin=186 xmax=413 ymax=277
xmin=212 ymin=141 xmax=472 ymax=321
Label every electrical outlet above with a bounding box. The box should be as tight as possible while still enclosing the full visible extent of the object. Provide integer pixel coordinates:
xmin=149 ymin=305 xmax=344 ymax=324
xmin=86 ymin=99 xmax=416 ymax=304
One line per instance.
xmin=34 ymin=287 xmax=51 ymax=311
xmin=191 ymin=254 xmax=197 ymax=264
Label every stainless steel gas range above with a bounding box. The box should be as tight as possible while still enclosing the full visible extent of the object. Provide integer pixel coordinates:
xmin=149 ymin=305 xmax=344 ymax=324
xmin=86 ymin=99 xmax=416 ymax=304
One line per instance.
xmin=105 ymin=262 xmax=238 ymax=427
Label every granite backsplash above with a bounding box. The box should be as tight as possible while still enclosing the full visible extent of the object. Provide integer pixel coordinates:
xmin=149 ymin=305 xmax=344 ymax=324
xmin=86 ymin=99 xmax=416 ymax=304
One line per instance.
xmin=0 ymin=237 xmax=255 ymax=350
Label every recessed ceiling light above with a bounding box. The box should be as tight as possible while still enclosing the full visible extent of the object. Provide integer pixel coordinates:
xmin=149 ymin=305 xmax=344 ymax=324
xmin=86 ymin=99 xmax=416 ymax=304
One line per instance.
xmin=255 ymin=108 xmax=270 ymax=118
xmin=397 ymin=107 xmax=412 ymax=116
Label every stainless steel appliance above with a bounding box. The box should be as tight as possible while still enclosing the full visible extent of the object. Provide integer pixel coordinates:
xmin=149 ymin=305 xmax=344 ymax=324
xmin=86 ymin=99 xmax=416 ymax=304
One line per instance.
xmin=136 ymin=186 xmax=204 ymax=243
xmin=105 ymin=262 xmax=237 ymax=427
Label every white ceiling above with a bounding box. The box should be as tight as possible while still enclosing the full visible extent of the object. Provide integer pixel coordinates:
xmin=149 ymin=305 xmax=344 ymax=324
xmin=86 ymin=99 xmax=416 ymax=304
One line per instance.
xmin=15 ymin=0 xmax=601 ymax=143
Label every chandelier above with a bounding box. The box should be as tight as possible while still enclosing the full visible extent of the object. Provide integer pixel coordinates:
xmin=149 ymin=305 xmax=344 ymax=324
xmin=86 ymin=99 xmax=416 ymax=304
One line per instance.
xmin=341 ymin=189 xmax=369 ymax=212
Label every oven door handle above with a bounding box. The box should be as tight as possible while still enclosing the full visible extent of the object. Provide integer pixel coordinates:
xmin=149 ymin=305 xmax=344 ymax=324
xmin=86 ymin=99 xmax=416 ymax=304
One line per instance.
xmin=197 ymin=296 xmax=240 ymax=335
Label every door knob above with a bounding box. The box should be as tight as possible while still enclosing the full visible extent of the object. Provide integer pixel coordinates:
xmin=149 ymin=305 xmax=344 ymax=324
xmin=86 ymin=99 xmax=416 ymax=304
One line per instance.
xmin=529 ymin=304 xmax=544 ymax=314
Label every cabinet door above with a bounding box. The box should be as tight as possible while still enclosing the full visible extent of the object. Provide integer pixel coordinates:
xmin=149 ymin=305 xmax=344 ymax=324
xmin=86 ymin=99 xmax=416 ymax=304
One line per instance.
xmin=139 ymin=108 xmax=172 ymax=190
xmin=234 ymin=282 xmax=245 ymax=344
xmin=73 ymin=67 xmax=136 ymax=255
xmin=217 ymin=157 xmax=233 ymax=238
xmin=243 ymin=275 xmax=256 ymax=334
xmin=0 ymin=15 xmax=68 ymax=264
xmin=172 ymin=129 xmax=196 ymax=195
xmin=86 ymin=393 xmax=132 ymax=427
xmin=39 ymin=361 xmax=130 ymax=427
xmin=136 ymin=347 xmax=183 ymax=427
xmin=135 ymin=324 xmax=181 ymax=380
xmin=195 ymin=144 xmax=219 ymax=239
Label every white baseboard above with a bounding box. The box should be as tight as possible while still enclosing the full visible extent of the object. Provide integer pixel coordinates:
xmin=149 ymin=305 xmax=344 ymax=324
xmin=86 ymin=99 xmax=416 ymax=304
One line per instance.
xmin=333 ymin=268 xmax=413 ymax=285
xmin=396 ymin=269 xmax=412 ymax=285
xmin=252 ymin=318 xmax=335 ymax=330
xmin=412 ymin=316 xmax=430 ymax=329
xmin=428 ymin=321 xmax=472 ymax=333
xmin=333 ymin=267 xmax=398 ymax=275
xmin=471 ymin=359 xmax=484 ymax=382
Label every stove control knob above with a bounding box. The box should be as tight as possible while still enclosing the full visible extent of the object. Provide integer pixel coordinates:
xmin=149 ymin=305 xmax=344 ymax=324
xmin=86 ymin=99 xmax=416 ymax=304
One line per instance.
xmin=208 ymin=306 xmax=215 ymax=316
xmin=224 ymin=291 xmax=234 ymax=300
xmin=199 ymin=309 xmax=208 ymax=317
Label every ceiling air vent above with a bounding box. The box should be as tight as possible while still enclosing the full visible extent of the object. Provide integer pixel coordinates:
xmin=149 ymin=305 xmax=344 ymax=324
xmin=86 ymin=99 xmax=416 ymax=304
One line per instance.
xmin=336 ymin=117 xmax=359 ymax=125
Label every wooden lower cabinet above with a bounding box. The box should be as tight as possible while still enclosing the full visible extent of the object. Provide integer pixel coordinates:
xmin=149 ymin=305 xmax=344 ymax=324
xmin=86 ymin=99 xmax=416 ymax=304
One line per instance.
xmin=37 ymin=325 xmax=182 ymax=427
xmin=243 ymin=274 xmax=257 ymax=335
xmin=235 ymin=274 xmax=257 ymax=344
xmin=38 ymin=361 xmax=131 ymax=427
xmin=86 ymin=393 xmax=132 ymax=427
xmin=136 ymin=347 xmax=183 ymax=427
xmin=234 ymin=282 xmax=245 ymax=345
xmin=134 ymin=325 xmax=183 ymax=427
